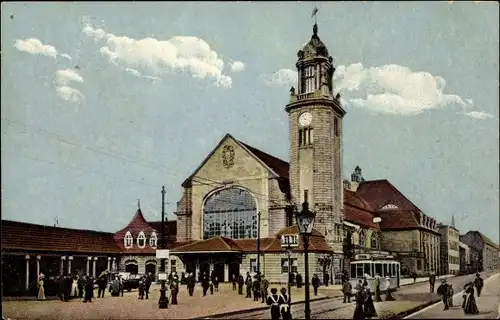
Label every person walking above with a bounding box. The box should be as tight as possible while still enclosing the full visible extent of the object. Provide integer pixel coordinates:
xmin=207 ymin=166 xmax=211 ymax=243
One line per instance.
xmin=342 ymin=279 xmax=352 ymax=303
xmin=312 ymin=274 xmax=320 ymax=296
xmin=37 ymin=273 xmax=46 ymax=301
xmin=324 ymin=272 xmax=330 ymax=287
xmin=437 ymin=279 xmax=450 ymax=310
xmin=238 ymin=274 xmax=244 ymax=295
xmin=463 ymin=282 xmax=479 ymax=314
xmin=245 ymin=273 xmax=252 ymax=298
xmin=83 ymin=276 xmax=93 ymax=303
xmin=201 ymin=273 xmax=210 ymax=296
xmin=429 ymin=272 xmax=436 ymax=293
xmin=279 ymin=287 xmax=292 ymax=320
xmin=232 ymin=274 xmax=237 ymax=291
xmin=373 ymin=275 xmax=382 ymax=302
xmin=473 ymin=273 xmax=484 ymax=297
xmin=170 ymin=276 xmax=179 ymax=305
xmin=145 ymin=273 xmax=152 ymax=300
xmin=447 ymin=283 xmax=454 ymax=308
xmin=266 ymin=288 xmax=281 ymax=320
xmin=252 ymin=275 xmax=261 ymax=302
xmin=213 ymin=276 xmax=219 ymax=293
xmin=352 ymin=281 xmax=365 ymax=320
xmin=363 ymin=283 xmax=377 ymax=319
xmin=77 ymin=275 xmax=84 ymax=299
xmin=187 ymin=273 xmax=196 ymax=296
xmin=260 ymin=275 xmax=269 ymax=303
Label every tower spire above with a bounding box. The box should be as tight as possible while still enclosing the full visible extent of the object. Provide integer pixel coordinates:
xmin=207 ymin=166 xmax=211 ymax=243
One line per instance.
xmin=137 ymin=197 xmax=141 ymax=210
xmin=451 ymin=214 xmax=455 ymax=228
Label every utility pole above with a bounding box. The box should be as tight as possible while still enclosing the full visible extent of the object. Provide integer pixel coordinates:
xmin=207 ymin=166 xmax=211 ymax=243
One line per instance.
xmin=158 ymin=186 xmax=169 ymax=309
xmin=257 ymin=211 xmax=261 ymax=277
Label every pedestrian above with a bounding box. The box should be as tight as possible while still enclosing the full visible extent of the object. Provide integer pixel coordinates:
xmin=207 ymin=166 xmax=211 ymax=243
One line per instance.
xmin=429 ymin=271 xmax=436 ymax=293
xmin=412 ymin=271 xmax=417 ymax=283
xmin=353 ymin=281 xmax=365 ymax=320
xmin=232 ymin=274 xmax=237 ymax=291
xmin=111 ymin=276 xmax=120 ymax=297
xmin=312 ymin=274 xmax=320 ymax=296
xmin=64 ymin=276 xmax=72 ymax=301
xmin=363 ymin=284 xmax=377 ymax=319
xmin=437 ymin=279 xmax=449 ymax=310
xmin=245 ymin=273 xmax=252 ymax=298
xmin=97 ymin=272 xmax=107 ymax=298
xmin=118 ymin=275 xmax=124 ymax=297
xmin=342 ymin=279 xmax=352 ymax=303
xmin=138 ymin=278 xmax=145 ymax=299
xmin=201 ymin=273 xmax=210 ymax=296
xmin=56 ymin=275 xmax=64 ymax=301
xmin=279 ymin=287 xmax=292 ymax=320
xmin=266 ymin=288 xmax=281 ymax=320
xmin=324 ymin=272 xmax=329 ymax=287
xmin=209 ymin=278 xmax=214 ymax=295
xmin=181 ymin=272 xmax=186 ymax=285
xmin=252 ymin=276 xmax=261 ymax=301
xmin=170 ymin=276 xmax=179 ymax=305
xmin=296 ymin=273 xmax=303 ymax=289
xmin=463 ymin=282 xmax=479 ymax=314
xmin=83 ymin=276 xmax=93 ymax=303
xmin=447 ymin=283 xmax=454 ymax=308
xmin=145 ymin=273 xmax=152 ymax=299
xmin=71 ymin=276 xmax=78 ymax=299
xmin=373 ymin=274 xmax=382 ymax=302
xmin=37 ymin=273 xmax=46 ymax=301
xmin=473 ymin=273 xmax=484 ymax=297
xmin=187 ymin=273 xmax=196 ymax=296
xmin=261 ymin=274 xmax=269 ymax=303
xmin=238 ymin=274 xmax=244 ymax=295
xmin=77 ymin=275 xmax=84 ymax=299
xmin=214 ymin=276 xmax=219 ymax=292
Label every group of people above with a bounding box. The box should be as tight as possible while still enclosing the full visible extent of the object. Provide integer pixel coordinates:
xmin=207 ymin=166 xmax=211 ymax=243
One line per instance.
xmin=436 ymin=272 xmax=483 ymax=315
xmin=351 ymin=277 xmax=378 ymax=319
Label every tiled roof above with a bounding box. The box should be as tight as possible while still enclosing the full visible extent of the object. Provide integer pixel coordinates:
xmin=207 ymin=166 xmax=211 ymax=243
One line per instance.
xmin=148 ymin=220 xmax=177 ymax=244
xmin=478 ymin=232 xmax=499 ymax=250
xmin=376 ymin=211 xmax=420 ymax=230
xmin=1 ymin=220 xmax=121 ymax=254
xmin=343 ymin=189 xmax=379 ymax=229
xmin=356 ymin=179 xmax=421 ymax=212
xmin=344 ymin=189 xmax=373 ymax=211
xmin=263 ymin=225 xmax=333 ymax=253
xmin=238 ymin=141 xmax=290 ymax=178
xmin=234 ymin=238 xmax=274 ymax=252
xmin=171 ymin=236 xmax=243 ymax=253
xmin=114 ymin=209 xmax=156 ymax=240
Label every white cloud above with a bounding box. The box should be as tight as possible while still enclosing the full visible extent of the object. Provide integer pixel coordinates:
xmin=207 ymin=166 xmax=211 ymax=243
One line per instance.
xmin=230 ymin=61 xmax=246 ymax=73
xmin=53 ymin=69 xmax=84 ymax=102
xmin=81 ymin=24 xmax=232 ymax=88
xmin=14 ymin=38 xmax=72 ymax=61
xmin=125 ymin=68 xmax=161 ymax=82
xmin=14 ymin=38 xmax=57 ymax=58
xmin=463 ymin=111 xmax=495 ymax=120
xmin=262 ymin=68 xmax=297 ymax=87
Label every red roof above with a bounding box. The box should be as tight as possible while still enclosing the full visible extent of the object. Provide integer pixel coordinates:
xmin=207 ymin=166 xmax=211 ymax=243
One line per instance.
xmin=376 ymin=210 xmax=420 ymax=230
xmin=172 ymin=236 xmax=243 ymax=253
xmin=1 ymin=220 xmax=121 ymax=254
xmin=356 ymin=180 xmax=422 ymax=212
xmin=263 ymin=225 xmax=333 ymax=253
xmin=148 ymin=220 xmax=177 ymax=244
xmin=344 ymin=189 xmax=380 ymax=229
xmin=114 ymin=209 xmax=156 ymax=240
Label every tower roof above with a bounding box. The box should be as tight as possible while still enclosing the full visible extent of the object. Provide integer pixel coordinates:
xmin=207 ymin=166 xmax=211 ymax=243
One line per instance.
xmin=299 ymin=23 xmax=329 ymax=60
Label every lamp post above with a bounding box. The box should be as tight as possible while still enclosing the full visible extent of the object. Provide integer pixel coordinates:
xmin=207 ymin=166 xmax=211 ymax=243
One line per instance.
xmin=296 ymin=200 xmax=316 ymax=320
xmin=257 ymin=211 xmax=261 ymax=277
xmin=158 ymin=186 xmax=169 ymax=309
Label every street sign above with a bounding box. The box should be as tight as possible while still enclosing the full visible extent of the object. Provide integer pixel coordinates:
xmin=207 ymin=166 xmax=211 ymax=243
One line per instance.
xmin=281 ymin=234 xmax=299 ymax=248
xmin=156 ymin=249 xmax=170 ymax=259
xmin=158 ymin=272 xmax=168 ymax=280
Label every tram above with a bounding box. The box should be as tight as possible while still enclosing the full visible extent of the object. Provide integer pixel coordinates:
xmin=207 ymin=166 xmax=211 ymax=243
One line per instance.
xmin=349 ymin=253 xmax=401 ymax=293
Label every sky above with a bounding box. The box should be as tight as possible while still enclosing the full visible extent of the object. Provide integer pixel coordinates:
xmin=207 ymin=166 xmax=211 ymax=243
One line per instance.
xmin=1 ymin=2 xmax=499 ymax=243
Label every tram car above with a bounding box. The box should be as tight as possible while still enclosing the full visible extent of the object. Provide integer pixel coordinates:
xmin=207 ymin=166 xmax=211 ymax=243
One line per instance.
xmin=349 ymin=253 xmax=401 ymax=293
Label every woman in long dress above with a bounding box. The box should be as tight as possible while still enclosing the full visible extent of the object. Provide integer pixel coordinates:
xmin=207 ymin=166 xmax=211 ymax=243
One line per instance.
xmin=463 ymin=283 xmax=479 ymax=314
xmin=37 ymin=274 xmax=46 ymax=300
xmin=353 ymin=285 xmax=365 ymax=320
xmin=71 ymin=276 xmax=78 ymax=298
xmin=363 ymin=286 xmax=378 ymax=319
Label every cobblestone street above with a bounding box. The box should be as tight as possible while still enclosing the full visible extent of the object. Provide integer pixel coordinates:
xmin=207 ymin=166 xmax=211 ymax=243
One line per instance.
xmin=1 ymin=283 xmax=326 ymax=319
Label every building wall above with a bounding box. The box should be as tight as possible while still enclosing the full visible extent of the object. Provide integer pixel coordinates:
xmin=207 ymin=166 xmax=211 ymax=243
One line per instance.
xmin=267 ymin=178 xmax=290 ymax=236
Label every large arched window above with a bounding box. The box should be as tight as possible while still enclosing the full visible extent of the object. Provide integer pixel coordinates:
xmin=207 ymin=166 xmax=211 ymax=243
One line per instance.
xmin=203 ymin=187 xmax=258 ymax=240
xmin=359 ymin=230 xmax=365 ymax=247
xmin=370 ymin=232 xmax=378 ymax=249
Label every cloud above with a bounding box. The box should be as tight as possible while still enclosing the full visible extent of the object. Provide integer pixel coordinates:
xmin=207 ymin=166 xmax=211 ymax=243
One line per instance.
xmin=262 ymin=68 xmax=297 ymax=87
xmin=14 ymin=38 xmax=72 ymax=61
xmin=81 ymin=24 xmax=232 ymax=88
xmin=230 ymin=61 xmax=246 ymax=73
xmin=125 ymin=68 xmax=161 ymax=82
xmin=14 ymin=38 xmax=57 ymax=58
xmin=263 ymin=64 xmax=471 ymax=116
xmin=54 ymin=69 xmax=84 ymax=102
xmin=463 ymin=111 xmax=495 ymax=120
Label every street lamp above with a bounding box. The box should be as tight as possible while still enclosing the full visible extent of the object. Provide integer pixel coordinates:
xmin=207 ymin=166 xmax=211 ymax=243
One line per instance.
xmin=158 ymin=186 xmax=169 ymax=309
xmin=257 ymin=211 xmax=261 ymax=278
xmin=296 ymin=200 xmax=316 ymax=320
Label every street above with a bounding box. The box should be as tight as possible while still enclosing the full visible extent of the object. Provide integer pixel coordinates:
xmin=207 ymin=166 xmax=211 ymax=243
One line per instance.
xmin=406 ymin=273 xmax=500 ymax=319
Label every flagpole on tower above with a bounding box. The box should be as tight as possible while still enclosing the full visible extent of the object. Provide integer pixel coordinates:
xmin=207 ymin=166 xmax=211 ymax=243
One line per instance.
xmin=312 ymin=6 xmax=318 ymax=25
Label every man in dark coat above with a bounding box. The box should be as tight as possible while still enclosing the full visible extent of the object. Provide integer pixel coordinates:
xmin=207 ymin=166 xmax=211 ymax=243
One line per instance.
xmin=232 ymin=274 xmax=237 ymax=291
xmin=245 ymin=272 xmax=253 ymax=298
xmin=266 ymin=288 xmax=281 ymax=320
xmin=64 ymin=276 xmax=72 ymax=301
xmin=279 ymin=287 xmax=292 ymax=320
xmin=170 ymin=276 xmax=179 ymax=304
xmin=77 ymin=275 xmax=84 ymax=299
xmin=97 ymin=273 xmax=107 ymax=298
xmin=296 ymin=273 xmax=303 ymax=288
xmin=260 ymin=275 xmax=269 ymax=303
xmin=437 ymin=279 xmax=450 ymax=310
xmin=473 ymin=273 xmax=484 ymax=297
xmin=312 ymin=274 xmax=320 ymax=296
xmin=57 ymin=276 xmax=64 ymax=301
xmin=252 ymin=276 xmax=261 ymax=301
xmin=83 ymin=276 xmax=93 ymax=303
xmin=187 ymin=273 xmax=196 ymax=296
xmin=429 ymin=272 xmax=436 ymax=293
xmin=144 ymin=273 xmax=152 ymax=299
xmin=201 ymin=273 xmax=210 ymax=296
xmin=238 ymin=274 xmax=244 ymax=295
xmin=324 ymin=272 xmax=330 ymax=287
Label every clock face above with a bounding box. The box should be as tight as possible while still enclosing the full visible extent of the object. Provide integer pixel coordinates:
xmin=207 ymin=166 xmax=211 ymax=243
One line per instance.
xmin=299 ymin=112 xmax=313 ymax=127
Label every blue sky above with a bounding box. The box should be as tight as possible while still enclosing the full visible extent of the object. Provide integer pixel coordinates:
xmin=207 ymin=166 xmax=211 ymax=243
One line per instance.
xmin=1 ymin=2 xmax=498 ymax=242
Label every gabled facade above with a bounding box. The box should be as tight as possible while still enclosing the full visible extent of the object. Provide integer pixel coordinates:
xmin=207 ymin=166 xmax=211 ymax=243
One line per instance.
xmin=460 ymin=230 xmax=500 ymax=272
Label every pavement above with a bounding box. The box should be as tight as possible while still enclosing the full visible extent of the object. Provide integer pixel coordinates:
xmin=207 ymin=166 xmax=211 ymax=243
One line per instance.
xmin=405 ymin=273 xmax=500 ymax=319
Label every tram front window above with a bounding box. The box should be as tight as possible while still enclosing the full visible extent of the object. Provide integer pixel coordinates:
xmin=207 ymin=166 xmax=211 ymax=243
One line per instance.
xmin=364 ymin=263 xmax=371 ymax=277
xmin=356 ymin=264 xmax=364 ymax=278
xmin=351 ymin=264 xmax=356 ymax=278
xmin=375 ymin=263 xmax=383 ymax=277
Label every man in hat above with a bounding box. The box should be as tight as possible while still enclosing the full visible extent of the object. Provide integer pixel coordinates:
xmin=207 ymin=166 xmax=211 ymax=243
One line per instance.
xmin=266 ymin=287 xmax=281 ymax=320
xmin=473 ymin=273 xmax=484 ymax=297
xmin=429 ymin=271 xmax=436 ymax=293
xmin=170 ymin=275 xmax=179 ymax=304
xmin=437 ymin=279 xmax=450 ymax=310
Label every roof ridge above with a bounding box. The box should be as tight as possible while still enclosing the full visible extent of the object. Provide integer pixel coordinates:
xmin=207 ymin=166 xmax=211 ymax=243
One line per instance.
xmin=1 ymin=219 xmax=114 ymax=235
xmin=238 ymin=141 xmax=289 ymax=165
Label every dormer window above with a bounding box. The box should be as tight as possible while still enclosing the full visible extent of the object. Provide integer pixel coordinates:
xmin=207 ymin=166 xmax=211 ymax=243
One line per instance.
xmin=137 ymin=231 xmax=146 ymax=248
xmin=150 ymin=232 xmax=158 ymax=247
xmin=124 ymin=231 xmax=133 ymax=249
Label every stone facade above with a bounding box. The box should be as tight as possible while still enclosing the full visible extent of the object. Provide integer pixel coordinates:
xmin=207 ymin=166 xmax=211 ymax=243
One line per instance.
xmin=438 ymin=224 xmax=460 ymax=275
xmin=461 ymin=231 xmax=500 ymax=272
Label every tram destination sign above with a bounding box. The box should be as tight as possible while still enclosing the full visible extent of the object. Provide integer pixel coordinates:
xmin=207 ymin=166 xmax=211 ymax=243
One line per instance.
xmin=281 ymin=234 xmax=299 ymax=248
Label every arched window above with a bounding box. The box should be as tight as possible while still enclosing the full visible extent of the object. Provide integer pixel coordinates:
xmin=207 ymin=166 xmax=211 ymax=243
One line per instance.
xmin=370 ymin=232 xmax=378 ymax=249
xmin=124 ymin=231 xmax=133 ymax=248
xmin=203 ymin=187 xmax=257 ymax=240
xmin=137 ymin=231 xmax=146 ymax=248
xmin=150 ymin=232 xmax=157 ymax=247
xmin=359 ymin=230 xmax=366 ymax=247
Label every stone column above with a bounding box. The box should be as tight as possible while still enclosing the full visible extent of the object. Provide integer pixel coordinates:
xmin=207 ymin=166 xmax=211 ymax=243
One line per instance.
xmin=209 ymin=262 xmax=214 ymax=274
xmin=113 ymin=257 xmax=117 ymax=271
xmin=60 ymin=256 xmax=66 ymax=276
xmin=25 ymin=255 xmax=30 ymax=291
xmin=36 ymin=255 xmax=41 ymax=279
xmin=68 ymin=256 xmax=73 ymax=275
xmin=86 ymin=257 xmax=91 ymax=276
xmin=224 ymin=263 xmax=229 ymax=282
xmin=107 ymin=257 xmax=111 ymax=271
xmin=195 ymin=262 xmax=200 ymax=282
xmin=93 ymin=257 xmax=98 ymax=277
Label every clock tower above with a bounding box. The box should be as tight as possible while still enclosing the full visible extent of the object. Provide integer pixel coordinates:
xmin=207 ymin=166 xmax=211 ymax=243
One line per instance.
xmin=285 ymin=22 xmax=346 ymax=253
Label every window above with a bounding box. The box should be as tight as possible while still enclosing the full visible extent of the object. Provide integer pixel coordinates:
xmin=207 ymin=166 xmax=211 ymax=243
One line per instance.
xmin=281 ymin=258 xmax=298 ymax=273
xmin=137 ymin=231 xmax=146 ymax=248
xmin=375 ymin=263 xmax=382 ymax=277
xmin=370 ymin=232 xmax=378 ymax=250
xmin=203 ymin=187 xmax=258 ymax=239
xmin=250 ymin=259 xmax=257 ymax=273
xmin=304 ymin=65 xmax=316 ymax=93
xmin=124 ymin=231 xmax=133 ymax=248
xmin=170 ymin=259 xmax=176 ymax=273
xmin=299 ymin=128 xmax=314 ymax=147
xmin=335 ymin=224 xmax=342 ymax=241
xmin=417 ymin=259 xmax=422 ymax=270
xmin=359 ymin=231 xmax=365 ymax=247
xmin=150 ymin=232 xmax=158 ymax=247
xmin=334 ymin=117 xmax=339 ymax=136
